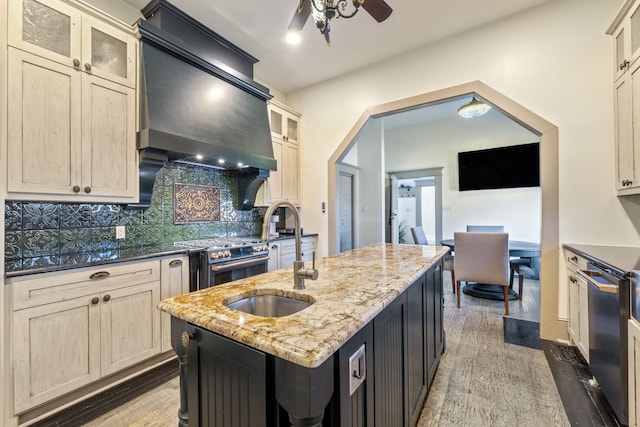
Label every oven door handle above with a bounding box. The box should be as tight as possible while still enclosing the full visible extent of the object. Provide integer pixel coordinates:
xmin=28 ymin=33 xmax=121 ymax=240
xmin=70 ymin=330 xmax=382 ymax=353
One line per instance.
xmin=210 ymin=256 xmax=270 ymax=271
xmin=578 ymin=270 xmax=619 ymax=294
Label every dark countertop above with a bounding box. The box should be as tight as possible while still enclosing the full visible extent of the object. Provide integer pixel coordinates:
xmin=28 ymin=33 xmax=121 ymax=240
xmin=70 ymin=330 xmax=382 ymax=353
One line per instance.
xmin=5 ymin=244 xmax=192 ymax=278
xmin=267 ymin=233 xmax=318 ymax=242
xmin=563 ymin=243 xmax=640 ymax=276
xmin=5 ymin=233 xmax=320 ymax=279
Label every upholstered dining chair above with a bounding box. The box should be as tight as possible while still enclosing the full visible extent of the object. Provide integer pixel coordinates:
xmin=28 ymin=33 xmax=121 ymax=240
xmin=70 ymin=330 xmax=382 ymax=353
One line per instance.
xmin=453 ymin=231 xmax=510 ymax=315
xmin=410 ymin=226 xmax=456 ymax=292
xmin=466 ymin=225 xmax=505 ymax=232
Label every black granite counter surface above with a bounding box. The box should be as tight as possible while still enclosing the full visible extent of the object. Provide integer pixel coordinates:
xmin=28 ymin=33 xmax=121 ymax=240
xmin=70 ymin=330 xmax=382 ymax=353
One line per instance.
xmin=563 ymin=243 xmax=640 ymax=276
xmin=5 ymin=244 xmax=192 ymax=279
xmin=267 ymin=233 xmax=318 ymax=242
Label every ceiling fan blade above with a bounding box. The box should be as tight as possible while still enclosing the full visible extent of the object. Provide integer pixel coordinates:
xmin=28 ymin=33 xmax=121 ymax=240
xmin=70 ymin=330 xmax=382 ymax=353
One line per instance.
xmin=361 ymin=0 xmax=393 ymax=22
xmin=288 ymin=0 xmax=312 ymax=31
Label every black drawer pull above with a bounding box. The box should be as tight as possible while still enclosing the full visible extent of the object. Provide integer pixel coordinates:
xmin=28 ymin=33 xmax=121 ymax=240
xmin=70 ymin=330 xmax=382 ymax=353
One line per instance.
xmin=89 ymin=271 xmax=110 ymax=280
xmin=169 ymin=259 xmax=183 ymax=267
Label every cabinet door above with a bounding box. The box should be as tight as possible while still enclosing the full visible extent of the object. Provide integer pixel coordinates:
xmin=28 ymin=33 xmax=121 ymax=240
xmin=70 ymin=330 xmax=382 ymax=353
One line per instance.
xmin=160 ymin=256 xmax=189 ymax=353
xmin=406 ymin=275 xmax=426 ymax=426
xmin=615 ymin=59 xmax=640 ymax=192
xmin=81 ymin=73 xmax=136 ymax=199
xmin=81 ymin=15 xmax=137 ymax=88
xmin=7 ymin=47 xmax=82 ymax=195
xmin=567 ymin=272 xmax=579 ymax=345
xmin=280 ymin=239 xmax=296 ymax=269
xmin=13 ymin=295 xmax=101 ymax=413
xmin=629 ymin=318 xmax=640 ymax=427
xmin=269 ymin=139 xmax=283 ymax=201
xmin=268 ymin=243 xmax=280 ymax=271
xmin=269 ymin=104 xmax=300 ymax=143
xmin=425 ymin=262 xmax=444 ymax=384
xmin=187 ymin=326 xmax=268 ymax=427
xmin=8 ymin=0 xmax=82 ymax=67
xmin=100 ymin=281 xmax=161 ymax=376
xmin=282 ymin=141 xmax=299 ymax=203
xmin=577 ymin=275 xmax=590 ymax=362
xmin=373 ymin=294 xmax=407 ymax=426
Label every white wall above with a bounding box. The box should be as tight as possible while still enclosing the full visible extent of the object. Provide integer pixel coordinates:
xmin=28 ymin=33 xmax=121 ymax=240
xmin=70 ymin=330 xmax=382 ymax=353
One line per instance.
xmin=385 ymin=112 xmax=541 ymax=243
xmin=355 ymin=119 xmax=386 ymax=247
xmin=288 ymin=0 xmax=626 ymax=259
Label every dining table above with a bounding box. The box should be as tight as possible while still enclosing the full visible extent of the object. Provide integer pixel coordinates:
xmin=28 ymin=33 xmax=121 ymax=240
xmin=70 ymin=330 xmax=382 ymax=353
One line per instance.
xmin=439 ymin=238 xmax=541 ymax=301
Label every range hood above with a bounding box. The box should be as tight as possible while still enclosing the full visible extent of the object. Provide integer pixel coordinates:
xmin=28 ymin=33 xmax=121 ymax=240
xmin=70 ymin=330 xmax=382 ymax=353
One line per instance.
xmin=131 ymin=0 xmax=276 ymax=209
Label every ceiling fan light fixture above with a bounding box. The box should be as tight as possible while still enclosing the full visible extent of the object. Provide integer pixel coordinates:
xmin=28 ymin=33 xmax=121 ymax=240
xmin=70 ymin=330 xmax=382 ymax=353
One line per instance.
xmin=286 ymin=31 xmax=302 ymax=45
xmin=458 ymin=97 xmax=491 ymax=118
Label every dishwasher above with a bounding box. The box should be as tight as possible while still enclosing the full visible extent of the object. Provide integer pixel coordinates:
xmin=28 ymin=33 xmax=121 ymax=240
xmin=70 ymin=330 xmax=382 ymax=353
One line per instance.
xmin=579 ymin=261 xmax=629 ymax=425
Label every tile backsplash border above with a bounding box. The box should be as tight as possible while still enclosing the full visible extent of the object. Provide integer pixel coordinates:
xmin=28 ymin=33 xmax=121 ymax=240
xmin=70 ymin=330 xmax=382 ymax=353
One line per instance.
xmin=4 ymin=163 xmax=263 ymax=267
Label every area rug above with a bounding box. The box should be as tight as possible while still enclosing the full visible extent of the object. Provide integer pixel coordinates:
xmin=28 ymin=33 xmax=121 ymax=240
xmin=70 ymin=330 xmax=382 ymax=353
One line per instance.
xmin=503 ymin=316 xmax=541 ymax=349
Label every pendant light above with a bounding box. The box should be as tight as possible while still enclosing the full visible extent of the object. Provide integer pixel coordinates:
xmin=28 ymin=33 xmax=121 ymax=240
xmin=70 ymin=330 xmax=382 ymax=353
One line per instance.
xmin=458 ymin=97 xmax=491 ymax=118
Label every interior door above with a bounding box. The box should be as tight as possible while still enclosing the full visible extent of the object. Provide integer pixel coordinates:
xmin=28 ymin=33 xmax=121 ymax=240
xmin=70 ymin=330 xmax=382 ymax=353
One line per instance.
xmin=338 ymin=172 xmax=354 ymax=252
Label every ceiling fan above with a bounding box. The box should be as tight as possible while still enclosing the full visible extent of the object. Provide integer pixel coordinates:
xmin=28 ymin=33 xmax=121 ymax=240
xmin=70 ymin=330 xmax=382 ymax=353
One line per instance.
xmin=288 ymin=0 xmax=393 ymax=45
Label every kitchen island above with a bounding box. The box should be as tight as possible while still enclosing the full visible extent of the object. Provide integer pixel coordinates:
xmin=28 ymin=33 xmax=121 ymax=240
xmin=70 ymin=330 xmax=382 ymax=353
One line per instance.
xmin=159 ymin=243 xmax=448 ymax=426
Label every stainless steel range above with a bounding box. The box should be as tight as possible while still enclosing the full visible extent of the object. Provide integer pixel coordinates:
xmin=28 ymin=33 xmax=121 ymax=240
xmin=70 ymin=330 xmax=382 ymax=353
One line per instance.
xmin=174 ymin=237 xmax=269 ymax=290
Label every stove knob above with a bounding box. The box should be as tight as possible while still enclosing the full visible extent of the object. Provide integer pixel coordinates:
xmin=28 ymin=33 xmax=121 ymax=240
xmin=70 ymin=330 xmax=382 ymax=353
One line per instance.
xmin=210 ymin=253 xmax=219 ymax=260
xmin=224 ymin=251 xmax=231 ymax=257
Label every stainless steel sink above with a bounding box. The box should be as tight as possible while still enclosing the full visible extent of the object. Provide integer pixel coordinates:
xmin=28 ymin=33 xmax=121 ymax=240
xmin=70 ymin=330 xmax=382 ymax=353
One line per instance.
xmin=224 ymin=291 xmax=314 ymax=317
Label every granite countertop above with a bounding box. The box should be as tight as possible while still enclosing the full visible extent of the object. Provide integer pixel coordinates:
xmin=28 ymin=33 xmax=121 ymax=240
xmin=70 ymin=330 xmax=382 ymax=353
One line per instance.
xmin=158 ymin=243 xmax=449 ymax=368
xmin=5 ymin=244 xmax=191 ymax=278
xmin=563 ymin=243 xmax=640 ymax=276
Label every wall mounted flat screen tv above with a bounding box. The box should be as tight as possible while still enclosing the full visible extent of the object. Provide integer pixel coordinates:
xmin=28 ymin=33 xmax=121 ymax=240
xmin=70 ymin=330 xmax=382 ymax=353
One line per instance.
xmin=457 ymin=143 xmax=540 ymax=191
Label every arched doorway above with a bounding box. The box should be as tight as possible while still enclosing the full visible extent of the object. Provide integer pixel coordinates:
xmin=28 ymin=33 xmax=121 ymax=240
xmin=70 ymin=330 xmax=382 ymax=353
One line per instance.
xmin=327 ymin=81 xmax=561 ymax=341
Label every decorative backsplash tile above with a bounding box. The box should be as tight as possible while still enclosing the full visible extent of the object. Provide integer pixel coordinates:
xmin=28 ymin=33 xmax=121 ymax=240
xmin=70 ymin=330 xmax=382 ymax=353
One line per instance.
xmin=5 ymin=163 xmax=263 ymax=266
xmin=173 ymin=183 xmax=221 ymax=224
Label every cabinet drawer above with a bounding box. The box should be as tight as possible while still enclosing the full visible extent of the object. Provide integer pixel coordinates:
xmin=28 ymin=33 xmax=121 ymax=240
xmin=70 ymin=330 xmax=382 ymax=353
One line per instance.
xmin=564 ymin=249 xmax=588 ymax=272
xmin=10 ymin=259 xmax=160 ymax=310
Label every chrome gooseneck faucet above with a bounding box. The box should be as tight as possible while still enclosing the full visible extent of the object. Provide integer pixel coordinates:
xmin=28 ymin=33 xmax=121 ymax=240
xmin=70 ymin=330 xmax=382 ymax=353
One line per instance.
xmin=261 ymin=200 xmax=318 ymax=290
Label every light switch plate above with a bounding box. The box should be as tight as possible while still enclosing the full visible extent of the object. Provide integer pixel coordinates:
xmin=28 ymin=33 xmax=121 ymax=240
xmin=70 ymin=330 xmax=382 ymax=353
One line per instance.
xmin=115 ymin=226 xmax=126 ymax=239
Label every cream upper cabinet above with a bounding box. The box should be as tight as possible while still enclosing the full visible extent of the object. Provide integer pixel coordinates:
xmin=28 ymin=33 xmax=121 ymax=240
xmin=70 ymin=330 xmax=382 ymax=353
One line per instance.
xmin=262 ymin=101 xmax=301 ymax=204
xmin=8 ymin=0 xmax=136 ymax=88
xmin=610 ymin=0 xmax=640 ymax=194
xmin=6 ymin=0 xmax=138 ymax=202
xmin=269 ymin=101 xmax=300 ymax=144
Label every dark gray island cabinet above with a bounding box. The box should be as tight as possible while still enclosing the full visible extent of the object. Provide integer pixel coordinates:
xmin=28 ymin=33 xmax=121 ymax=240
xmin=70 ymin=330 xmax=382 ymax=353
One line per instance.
xmin=169 ymin=257 xmax=444 ymax=427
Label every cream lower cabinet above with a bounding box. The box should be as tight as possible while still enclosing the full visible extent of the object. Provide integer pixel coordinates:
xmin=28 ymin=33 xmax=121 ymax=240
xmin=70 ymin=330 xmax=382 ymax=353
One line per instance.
xmin=10 ymin=259 xmax=161 ymax=413
xmin=629 ymin=317 xmax=640 ymax=427
xmin=160 ymin=255 xmax=190 ymax=352
xmin=279 ymin=236 xmax=317 ymax=269
xmin=565 ymin=248 xmax=589 ymax=362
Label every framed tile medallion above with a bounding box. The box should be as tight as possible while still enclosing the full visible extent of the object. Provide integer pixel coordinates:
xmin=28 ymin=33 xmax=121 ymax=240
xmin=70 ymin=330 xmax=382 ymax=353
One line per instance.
xmin=174 ymin=183 xmax=221 ymax=224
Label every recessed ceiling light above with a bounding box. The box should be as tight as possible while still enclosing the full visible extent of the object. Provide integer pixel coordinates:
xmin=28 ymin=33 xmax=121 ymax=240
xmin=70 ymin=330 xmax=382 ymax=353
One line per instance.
xmin=195 ymin=154 xmax=203 ymax=160
xmin=218 ymin=159 xmax=225 ymax=164
xmin=286 ymin=31 xmax=302 ymax=45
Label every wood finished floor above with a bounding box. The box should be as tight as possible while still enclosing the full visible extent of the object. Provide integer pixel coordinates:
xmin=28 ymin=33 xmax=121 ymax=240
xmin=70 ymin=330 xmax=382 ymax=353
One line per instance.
xmin=82 ymin=276 xmax=569 ymax=426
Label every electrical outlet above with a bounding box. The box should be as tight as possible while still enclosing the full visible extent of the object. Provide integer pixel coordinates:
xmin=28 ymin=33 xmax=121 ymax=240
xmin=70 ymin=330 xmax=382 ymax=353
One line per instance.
xmin=115 ymin=226 xmax=126 ymax=239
